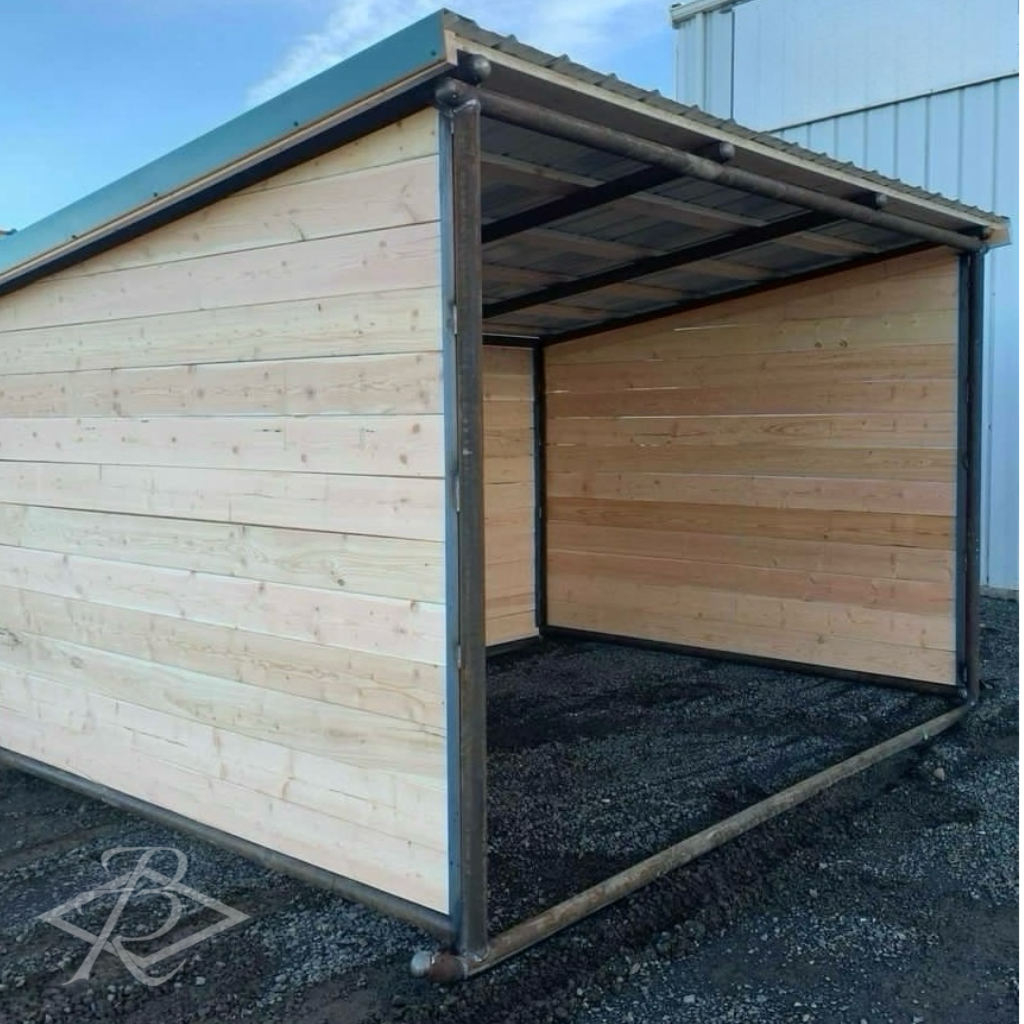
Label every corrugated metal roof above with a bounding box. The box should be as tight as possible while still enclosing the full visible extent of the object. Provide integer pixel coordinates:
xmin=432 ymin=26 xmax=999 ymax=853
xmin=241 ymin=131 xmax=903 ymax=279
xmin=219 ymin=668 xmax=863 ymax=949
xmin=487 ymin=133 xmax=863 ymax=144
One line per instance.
xmin=446 ymin=10 xmax=1007 ymax=231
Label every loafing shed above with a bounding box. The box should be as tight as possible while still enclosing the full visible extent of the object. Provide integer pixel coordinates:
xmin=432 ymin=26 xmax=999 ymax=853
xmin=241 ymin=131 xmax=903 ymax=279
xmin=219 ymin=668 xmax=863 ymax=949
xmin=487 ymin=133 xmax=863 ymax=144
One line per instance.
xmin=0 ymin=11 xmax=1009 ymax=980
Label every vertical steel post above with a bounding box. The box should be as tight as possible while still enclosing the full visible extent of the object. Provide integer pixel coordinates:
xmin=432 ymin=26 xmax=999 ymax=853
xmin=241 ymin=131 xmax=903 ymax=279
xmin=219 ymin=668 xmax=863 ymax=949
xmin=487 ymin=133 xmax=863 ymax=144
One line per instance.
xmin=533 ymin=344 xmax=548 ymax=632
xmin=956 ymin=252 xmax=985 ymax=703
xmin=437 ymin=68 xmax=490 ymax=959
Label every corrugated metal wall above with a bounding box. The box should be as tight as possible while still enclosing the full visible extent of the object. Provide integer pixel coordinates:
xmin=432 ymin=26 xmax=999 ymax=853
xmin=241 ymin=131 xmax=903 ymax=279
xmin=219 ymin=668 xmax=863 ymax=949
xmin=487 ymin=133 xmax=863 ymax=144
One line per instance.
xmin=672 ymin=0 xmax=1019 ymax=590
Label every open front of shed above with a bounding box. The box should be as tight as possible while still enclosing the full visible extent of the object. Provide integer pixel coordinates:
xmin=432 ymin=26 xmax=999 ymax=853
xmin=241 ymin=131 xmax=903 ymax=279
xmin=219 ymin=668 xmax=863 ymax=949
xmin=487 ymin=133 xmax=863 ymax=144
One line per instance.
xmin=0 ymin=10 xmax=1009 ymax=982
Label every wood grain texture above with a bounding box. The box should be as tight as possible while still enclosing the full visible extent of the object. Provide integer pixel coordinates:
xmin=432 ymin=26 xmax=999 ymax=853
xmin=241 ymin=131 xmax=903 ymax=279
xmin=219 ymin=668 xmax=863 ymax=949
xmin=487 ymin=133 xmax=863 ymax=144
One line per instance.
xmin=546 ymin=251 xmax=959 ymax=684
xmin=0 ymin=352 xmax=443 ymax=418
xmin=0 ymin=415 xmax=444 ymax=477
xmin=0 ymin=462 xmax=445 ymax=541
xmin=0 ymin=112 xmax=451 ymax=909
xmin=484 ymin=347 xmax=538 ymax=645
xmin=0 ymin=504 xmax=443 ymax=601
xmin=0 ymin=288 xmax=441 ymax=377
xmin=0 ymin=585 xmax=444 ymax=728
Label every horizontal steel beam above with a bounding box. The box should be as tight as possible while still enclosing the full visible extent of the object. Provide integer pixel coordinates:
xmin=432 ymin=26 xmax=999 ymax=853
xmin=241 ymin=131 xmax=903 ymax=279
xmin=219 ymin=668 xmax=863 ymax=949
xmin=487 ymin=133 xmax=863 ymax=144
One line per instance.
xmin=412 ymin=703 xmax=969 ymax=980
xmin=483 ymin=165 xmax=679 ymax=244
xmin=478 ymin=91 xmax=987 ymax=253
xmin=483 ymin=209 xmax=835 ymax=319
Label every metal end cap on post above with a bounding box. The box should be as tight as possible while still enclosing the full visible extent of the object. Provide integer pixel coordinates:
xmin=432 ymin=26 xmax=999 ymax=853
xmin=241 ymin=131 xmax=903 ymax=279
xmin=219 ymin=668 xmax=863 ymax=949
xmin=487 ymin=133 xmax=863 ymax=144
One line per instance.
xmin=409 ymin=949 xmax=472 ymax=983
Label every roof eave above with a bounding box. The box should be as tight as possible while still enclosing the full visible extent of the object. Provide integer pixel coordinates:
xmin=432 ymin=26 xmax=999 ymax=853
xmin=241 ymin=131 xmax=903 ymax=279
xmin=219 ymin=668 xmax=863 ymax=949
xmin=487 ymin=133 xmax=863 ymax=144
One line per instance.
xmin=446 ymin=24 xmax=1010 ymax=245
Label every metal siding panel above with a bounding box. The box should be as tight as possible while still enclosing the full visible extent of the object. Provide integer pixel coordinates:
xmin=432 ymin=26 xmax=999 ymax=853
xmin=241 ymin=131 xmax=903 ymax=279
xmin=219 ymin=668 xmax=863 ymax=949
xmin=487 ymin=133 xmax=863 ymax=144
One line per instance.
xmin=726 ymin=0 xmax=1018 ymax=127
xmin=981 ymin=77 xmax=1019 ymax=588
xmin=675 ymin=9 xmax=734 ymax=117
xmin=807 ymin=120 xmax=837 ymax=156
xmin=894 ymin=98 xmax=930 ymax=187
xmin=704 ymin=10 xmax=736 ymax=117
xmin=834 ymin=113 xmax=868 ymax=165
xmin=925 ymin=90 xmax=963 ymax=199
xmin=864 ymin=107 xmax=897 ymax=176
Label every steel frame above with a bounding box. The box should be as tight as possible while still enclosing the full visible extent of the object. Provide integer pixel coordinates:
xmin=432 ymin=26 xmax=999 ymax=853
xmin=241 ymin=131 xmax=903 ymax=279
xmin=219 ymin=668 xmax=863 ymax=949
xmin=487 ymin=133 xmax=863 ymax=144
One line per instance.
xmin=417 ymin=75 xmax=987 ymax=981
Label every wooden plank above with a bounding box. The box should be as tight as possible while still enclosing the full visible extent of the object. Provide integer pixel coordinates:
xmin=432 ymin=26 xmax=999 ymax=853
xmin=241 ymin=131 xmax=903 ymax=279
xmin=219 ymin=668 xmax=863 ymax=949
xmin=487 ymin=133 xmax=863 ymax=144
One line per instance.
xmin=485 ymin=559 xmax=535 ymax=595
xmin=483 ymin=346 xmax=534 ymax=377
xmin=0 ymin=695 xmax=448 ymax=910
xmin=244 ymin=110 xmax=439 ymax=193
xmin=547 ymin=522 xmax=954 ymax=584
xmin=484 ymin=345 xmax=536 ymax=644
xmin=547 ymin=498 xmax=954 ymax=549
xmin=0 ymin=632 xmax=443 ymax=772
xmin=548 ymin=549 xmax=949 ymax=616
xmin=485 ymin=455 xmax=535 ymax=485
xmin=548 ymin=472 xmax=953 ymax=516
xmin=548 ymin=250 xmax=954 ymax=356
xmin=54 ymin=157 xmax=440 ymax=280
xmin=0 ymin=463 xmax=445 ymax=540
xmin=0 ymin=504 xmax=443 ymax=602
xmin=485 ymin=481 xmax=535 ymax=512
xmin=0 ymin=545 xmax=444 ymax=663
xmin=545 ymin=601 xmax=955 ymax=684
xmin=0 ymin=414 xmax=444 ymax=478
xmin=0 ymin=353 xmax=443 ymax=418
xmin=546 ymin=344 xmax=956 ymax=395
xmin=546 ymin=379 xmax=956 ymax=418
xmin=0 ymin=586 xmax=444 ymax=728
xmin=485 ymin=402 xmax=534 ymax=431
xmin=0 ymin=221 xmax=441 ymax=331
xmin=545 ymin=443 xmax=955 ymax=483
xmin=0 ymin=666 xmax=444 ymax=843
xmin=547 ymin=574 xmax=952 ymax=650
xmin=484 ymin=427 xmax=534 ymax=458
xmin=548 ymin=310 xmax=958 ymax=365
xmin=0 ymin=288 xmax=441 ymax=376
xmin=487 ymin=612 xmax=538 ymax=645
xmin=547 ymin=413 xmax=955 ymax=449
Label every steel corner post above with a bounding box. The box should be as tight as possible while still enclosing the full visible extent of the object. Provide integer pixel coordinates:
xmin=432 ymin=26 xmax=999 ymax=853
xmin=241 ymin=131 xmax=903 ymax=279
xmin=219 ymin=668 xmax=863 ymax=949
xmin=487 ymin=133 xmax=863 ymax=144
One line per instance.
xmin=436 ymin=68 xmax=491 ymax=967
xmin=957 ymin=252 xmax=985 ymax=704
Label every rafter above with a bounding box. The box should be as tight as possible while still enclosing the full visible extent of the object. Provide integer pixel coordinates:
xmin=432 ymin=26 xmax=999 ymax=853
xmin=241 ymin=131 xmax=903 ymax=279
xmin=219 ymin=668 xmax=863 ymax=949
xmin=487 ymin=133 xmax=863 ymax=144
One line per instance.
xmin=483 ymin=211 xmax=835 ymax=320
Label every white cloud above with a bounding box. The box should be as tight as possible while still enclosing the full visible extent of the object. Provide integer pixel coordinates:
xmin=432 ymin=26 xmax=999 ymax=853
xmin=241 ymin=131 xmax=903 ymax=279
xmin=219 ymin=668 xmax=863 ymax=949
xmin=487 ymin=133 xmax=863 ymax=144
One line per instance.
xmin=246 ymin=0 xmax=666 ymax=107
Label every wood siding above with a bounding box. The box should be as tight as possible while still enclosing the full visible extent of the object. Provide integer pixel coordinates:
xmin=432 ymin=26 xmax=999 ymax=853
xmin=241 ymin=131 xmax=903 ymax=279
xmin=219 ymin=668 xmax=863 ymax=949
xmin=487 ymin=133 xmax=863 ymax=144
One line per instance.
xmin=484 ymin=347 xmax=538 ymax=645
xmin=546 ymin=250 xmax=958 ymax=685
xmin=0 ymin=110 xmax=451 ymax=911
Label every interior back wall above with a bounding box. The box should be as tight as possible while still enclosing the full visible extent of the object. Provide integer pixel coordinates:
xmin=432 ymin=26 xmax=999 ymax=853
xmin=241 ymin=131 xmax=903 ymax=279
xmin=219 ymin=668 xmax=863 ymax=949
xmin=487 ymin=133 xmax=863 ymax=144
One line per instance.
xmin=544 ymin=250 xmax=959 ymax=685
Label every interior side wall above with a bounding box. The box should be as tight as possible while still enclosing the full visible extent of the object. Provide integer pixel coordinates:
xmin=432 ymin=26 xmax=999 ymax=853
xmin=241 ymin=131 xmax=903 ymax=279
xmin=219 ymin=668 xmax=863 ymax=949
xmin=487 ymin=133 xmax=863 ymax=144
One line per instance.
xmin=483 ymin=346 xmax=538 ymax=644
xmin=0 ymin=110 xmax=451 ymax=911
xmin=545 ymin=250 xmax=958 ymax=685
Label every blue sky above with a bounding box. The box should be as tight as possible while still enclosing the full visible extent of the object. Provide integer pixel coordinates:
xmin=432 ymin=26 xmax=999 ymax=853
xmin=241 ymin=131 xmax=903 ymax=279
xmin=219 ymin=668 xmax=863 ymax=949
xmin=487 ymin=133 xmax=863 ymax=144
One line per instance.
xmin=1 ymin=0 xmax=675 ymax=231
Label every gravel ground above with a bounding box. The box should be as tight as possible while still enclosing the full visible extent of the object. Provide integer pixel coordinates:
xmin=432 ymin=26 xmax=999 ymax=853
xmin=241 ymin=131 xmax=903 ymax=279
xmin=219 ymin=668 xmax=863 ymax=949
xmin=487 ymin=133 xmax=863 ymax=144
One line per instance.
xmin=0 ymin=598 xmax=1016 ymax=1024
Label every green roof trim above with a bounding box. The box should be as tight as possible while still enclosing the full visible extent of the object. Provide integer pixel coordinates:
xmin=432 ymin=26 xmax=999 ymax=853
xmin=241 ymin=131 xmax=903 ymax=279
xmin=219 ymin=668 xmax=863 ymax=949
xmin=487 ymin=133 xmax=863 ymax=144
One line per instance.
xmin=0 ymin=11 xmax=451 ymax=280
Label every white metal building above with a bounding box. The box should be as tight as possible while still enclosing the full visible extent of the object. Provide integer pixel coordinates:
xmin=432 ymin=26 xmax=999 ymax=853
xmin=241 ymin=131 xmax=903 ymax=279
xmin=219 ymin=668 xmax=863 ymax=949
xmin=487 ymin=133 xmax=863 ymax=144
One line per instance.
xmin=671 ymin=0 xmax=1019 ymax=592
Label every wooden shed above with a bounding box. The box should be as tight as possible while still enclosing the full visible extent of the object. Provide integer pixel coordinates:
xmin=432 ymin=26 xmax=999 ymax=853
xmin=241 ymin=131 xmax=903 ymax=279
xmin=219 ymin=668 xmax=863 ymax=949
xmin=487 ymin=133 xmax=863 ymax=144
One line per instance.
xmin=0 ymin=11 xmax=1009 ymax=980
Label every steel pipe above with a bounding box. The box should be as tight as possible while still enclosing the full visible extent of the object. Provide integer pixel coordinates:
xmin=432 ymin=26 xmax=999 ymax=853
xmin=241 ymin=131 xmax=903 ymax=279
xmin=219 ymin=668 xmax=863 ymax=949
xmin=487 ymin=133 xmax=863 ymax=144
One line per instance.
xmin=412 ymin=705 xmax=969 ymax=980
xmin=477 ymin=91 xmax=988 ymax=254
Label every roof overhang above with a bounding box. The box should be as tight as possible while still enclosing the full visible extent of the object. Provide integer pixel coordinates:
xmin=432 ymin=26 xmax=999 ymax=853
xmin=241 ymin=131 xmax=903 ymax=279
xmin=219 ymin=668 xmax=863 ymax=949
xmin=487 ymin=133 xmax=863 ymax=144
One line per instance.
xmin=444 ymin=13 xmax=1009 ymax=342
xmin=0 ymin=8 xmax=1010 ymax=329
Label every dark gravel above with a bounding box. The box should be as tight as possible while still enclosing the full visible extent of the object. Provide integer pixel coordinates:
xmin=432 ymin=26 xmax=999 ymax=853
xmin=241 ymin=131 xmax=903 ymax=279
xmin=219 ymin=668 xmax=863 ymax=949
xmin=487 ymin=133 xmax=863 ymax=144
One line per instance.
xmin=0 ymin=598 xmax=1016 ymax=1024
